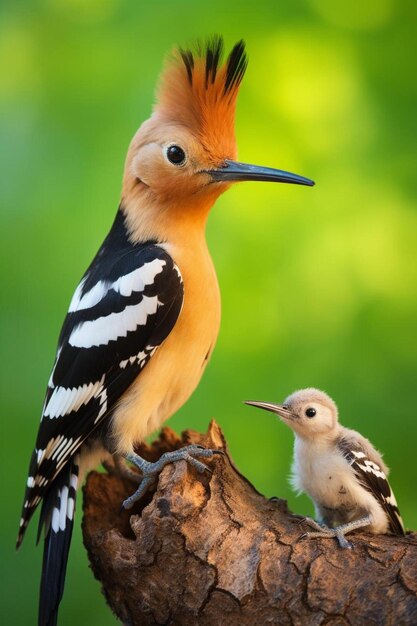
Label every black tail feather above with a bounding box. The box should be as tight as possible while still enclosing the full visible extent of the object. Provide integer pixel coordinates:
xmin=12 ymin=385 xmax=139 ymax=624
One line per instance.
xmin=38 ymin=460 xmax=79 ymax=626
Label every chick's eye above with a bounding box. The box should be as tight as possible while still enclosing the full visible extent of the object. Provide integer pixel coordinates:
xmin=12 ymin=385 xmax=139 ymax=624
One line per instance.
xmin=305 ymin=407 xmax=316 ymax=418
xmin=166 ymin=145 xmax=186 ymax=165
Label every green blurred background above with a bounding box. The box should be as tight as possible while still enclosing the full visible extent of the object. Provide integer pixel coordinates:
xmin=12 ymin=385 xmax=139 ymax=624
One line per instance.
xmin=1 ymin=0 xmax=416 ymax=623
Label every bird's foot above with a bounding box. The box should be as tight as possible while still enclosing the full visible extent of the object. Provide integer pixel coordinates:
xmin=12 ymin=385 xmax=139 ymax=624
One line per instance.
xmin=300 ymin=527 xmax=353 ymax=549
xmin=300 ymin=515 xmax=372 ymax=549
xmin=121 ymin=445 xmax=222 ymax=510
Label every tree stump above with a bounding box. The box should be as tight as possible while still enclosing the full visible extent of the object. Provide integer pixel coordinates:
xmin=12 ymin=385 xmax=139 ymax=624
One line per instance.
xmin=82 ymin=421 xmax=417 ymax=625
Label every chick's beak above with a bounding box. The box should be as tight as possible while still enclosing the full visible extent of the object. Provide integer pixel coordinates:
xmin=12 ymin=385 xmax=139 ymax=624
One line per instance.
xmin=208 ymin=160 xmax=315 ymax=187
xmin=244 ymin=400 xmax=295 ymax=419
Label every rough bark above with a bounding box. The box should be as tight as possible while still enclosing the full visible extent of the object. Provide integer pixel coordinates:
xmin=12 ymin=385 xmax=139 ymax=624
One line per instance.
xmin=82 ymin=421 xmax=417 ymax=626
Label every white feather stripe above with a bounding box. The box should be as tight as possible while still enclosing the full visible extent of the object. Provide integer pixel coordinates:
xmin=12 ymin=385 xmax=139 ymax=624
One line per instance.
xmin=44 ymin=378 xmax=105 ymax=419
xmin=37 ymin=449 xmax=45 ymax=464
xmin=54 ymin=438 xmax=74 ymax=462
xmin=47 ymin=347 xmax=62 ymax=390
xmin=72 ymin=385 xmax=89 ymax=413
xmin=114 ymin=259 xmax=166 ymax=297
xmin=357 ymin=461 xmax=386 ymax=480
xmin=50 ymin=436 xmax=68 ymax=460
xmin=28 ymin=474 xmax=48 ymax=488
xmin=51 ymin=500 xmax=61 ymax=533
xmin=67 ymin=496 xmax=75 ymax=521
xmin=95 ymin=399 xmax=108 ymax=423
xmin=59 ymin=486 xmax=69 ymax=531
xmin=70 ymin=472 xmax=78 ymax=490
xmin=119 ymin=348 xmax=149 ymax=370
xmin=62 ymin=387 xmax=79 ymax=416
xmin=55 ymin=438 xmax=82 ymax=475
xmin=45 ymin=386 xmax=79 ymax=419
xmin=385 ymin=493 xmax=399 ymax=507
xmin=68 ymin=278 xmax=86 ymax=313
xmin=56 ymin=388 xmax=71 ymax=418
xmin=68 ymin=259 xmax=166 ymax=313
xmin=69 ymin=295 xmax=161 ymax=348
xmin=45 ymin=471 xmax=78 ymax=534
xmin=69 ymin=280 xmax=108 ymax=313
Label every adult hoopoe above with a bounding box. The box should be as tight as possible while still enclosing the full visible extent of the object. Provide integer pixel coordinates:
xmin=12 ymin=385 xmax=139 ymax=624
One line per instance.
xmin=18 ymin=37 xmax=314 ymax=625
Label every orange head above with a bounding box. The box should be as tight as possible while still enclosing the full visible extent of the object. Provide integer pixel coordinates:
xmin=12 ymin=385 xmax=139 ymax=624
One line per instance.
xmin=121 ymin=37 xmax=314 ymax=233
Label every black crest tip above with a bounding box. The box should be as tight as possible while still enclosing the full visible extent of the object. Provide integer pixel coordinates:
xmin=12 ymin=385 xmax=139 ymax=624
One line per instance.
xmin=179 ymin=49 xmax=194 ymax=85
xmin=178 ymin=36 xmax=247 ymax=93
xmin=225 ymin=39 xmax=247 ymax=94
xmin=204 ymin=35 xmax=224 ymax=87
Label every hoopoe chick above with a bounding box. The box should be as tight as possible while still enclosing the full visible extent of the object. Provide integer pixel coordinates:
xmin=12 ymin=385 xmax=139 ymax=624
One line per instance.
xmin=246 ymin=388 xmax=405 ymax=548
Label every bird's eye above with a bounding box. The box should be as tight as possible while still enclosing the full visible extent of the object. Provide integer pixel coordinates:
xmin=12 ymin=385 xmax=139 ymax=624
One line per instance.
xmin=305 ymin=407 xmax=316 ymax=418
xmin=166 ymin=145 xmax=186 ymax=166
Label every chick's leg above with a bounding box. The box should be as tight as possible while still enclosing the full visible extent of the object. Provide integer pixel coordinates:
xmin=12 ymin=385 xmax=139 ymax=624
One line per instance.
xmin=301 ymin=515 xmax=372 ymax=549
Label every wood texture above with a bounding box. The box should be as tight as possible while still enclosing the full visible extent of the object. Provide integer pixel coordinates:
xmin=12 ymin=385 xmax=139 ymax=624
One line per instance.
xmin=82 ymin=421 xmax=417 ymax=625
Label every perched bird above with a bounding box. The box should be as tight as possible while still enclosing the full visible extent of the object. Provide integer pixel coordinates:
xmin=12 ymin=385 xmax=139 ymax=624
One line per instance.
xmin=246 ymin=388 xmax=405 ymax=548
xmin=17 ymin=37 xmax=314 ymax=626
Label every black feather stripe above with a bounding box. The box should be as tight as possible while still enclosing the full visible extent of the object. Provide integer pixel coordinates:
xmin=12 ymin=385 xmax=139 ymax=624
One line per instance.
xmin=204 ymin=36 xmax=223 ymax=86
xmin=38 ymin=460 xmax=78 ymax=626
xmin=179 ymin=49 xmax=194 ymax=85
xmin=224 ymin=40 xmax=247 ymax=94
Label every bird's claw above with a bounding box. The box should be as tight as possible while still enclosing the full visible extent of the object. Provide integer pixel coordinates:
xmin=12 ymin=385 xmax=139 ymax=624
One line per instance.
xmin=335 ymin=531 xmax=354 ymax=549
xmin=122 ymin=475 xmax=156 ymax=510
xmin=182 ymin=453 xmax=211 ymax=474
xmin=121 ymin=444 xmax=220 ymax=510
xmin=302 ymin=517 xmax=328 ymax=532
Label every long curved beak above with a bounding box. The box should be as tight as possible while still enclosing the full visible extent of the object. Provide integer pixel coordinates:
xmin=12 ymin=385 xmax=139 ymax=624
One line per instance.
xmin=208 ymin=160 xmax=315 ymax=187
xmin=244 ymin=400 xmax=295 ymax=420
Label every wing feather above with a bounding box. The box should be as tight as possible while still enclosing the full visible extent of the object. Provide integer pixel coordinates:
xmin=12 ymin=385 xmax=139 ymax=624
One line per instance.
xmin=18 ymin=231 xmax=183 ymax=546
xmin=338 ymin=437 xmax=405 ymax=536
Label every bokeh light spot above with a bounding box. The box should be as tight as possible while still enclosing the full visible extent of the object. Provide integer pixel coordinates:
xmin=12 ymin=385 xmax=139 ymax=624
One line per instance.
xmin=43 ymin=0 xmax=121 ymax=21
xmin=309 ymin=0 xmax=394 ymax=31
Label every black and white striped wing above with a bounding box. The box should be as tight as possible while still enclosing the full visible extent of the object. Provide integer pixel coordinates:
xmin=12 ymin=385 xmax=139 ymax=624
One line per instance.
xmin=18 ymin=243 xmax=183 ymax=545
xmin=338 ymin=439 xmax=405 ymax=535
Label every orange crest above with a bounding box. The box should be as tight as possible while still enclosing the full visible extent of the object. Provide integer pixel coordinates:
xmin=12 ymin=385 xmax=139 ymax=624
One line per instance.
xmin=155 ymin=36 xmax=248 ymax=162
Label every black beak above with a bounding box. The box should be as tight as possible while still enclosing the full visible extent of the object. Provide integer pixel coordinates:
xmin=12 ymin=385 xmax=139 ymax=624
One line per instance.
xmin=244 ymin=400 xmax=295 ymax=420
xmin=208 ymin=160 xmax=314 ymax=187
